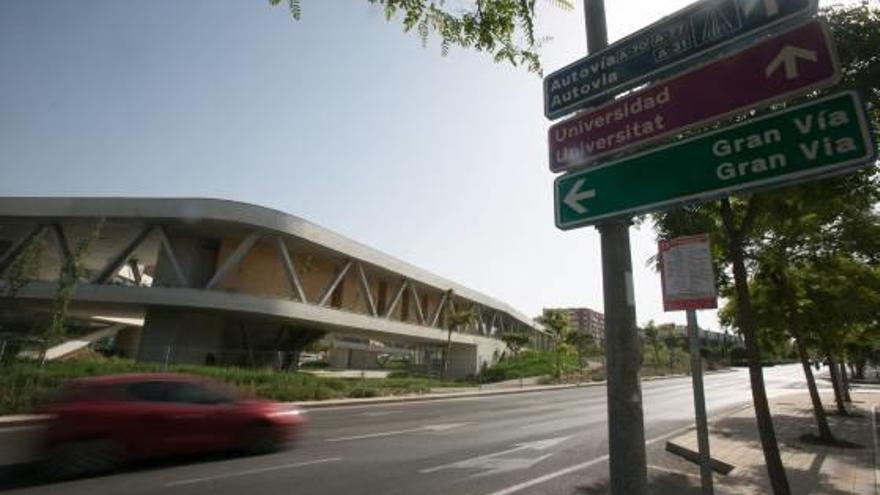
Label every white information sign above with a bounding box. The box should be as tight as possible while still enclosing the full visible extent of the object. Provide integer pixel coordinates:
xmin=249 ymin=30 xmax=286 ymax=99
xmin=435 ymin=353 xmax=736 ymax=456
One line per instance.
xmin=659 ymin=234 xmax=718 ymax=311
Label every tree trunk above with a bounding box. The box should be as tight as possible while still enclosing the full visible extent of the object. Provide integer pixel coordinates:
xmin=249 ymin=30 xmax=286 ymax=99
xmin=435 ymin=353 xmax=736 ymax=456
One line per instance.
xmin=555 ymin=338 xmax=562 ymax=379
xmin=726 ymin=220 xmax=791 ymax=494
xmin=840 ymin=361 xmax=852 ymax=402
xmin=855 ymin=358 xmax=866 ymax=380
xmin=793 ymin=334 xmax=834 ymax=441
xmin=441 ymin=330 xmax=452 ymax=381
xmin=827 ymin=355 xmax=847 ymax=415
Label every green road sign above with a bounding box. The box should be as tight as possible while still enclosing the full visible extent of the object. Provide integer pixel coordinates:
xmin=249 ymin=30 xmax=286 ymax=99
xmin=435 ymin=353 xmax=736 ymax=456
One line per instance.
xmin=555 ymin=91 xmax=876 ymax=230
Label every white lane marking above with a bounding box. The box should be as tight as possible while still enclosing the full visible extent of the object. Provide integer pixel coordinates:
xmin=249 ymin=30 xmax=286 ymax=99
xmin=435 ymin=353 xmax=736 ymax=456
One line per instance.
xmin=465 ymin=453 xmax=553 ymax=478
xmin=483 ymin=456 xmax=608 ymax=495
xmin=0 ymin=425 xmax=46 ymax=433
xmin=361 ymin=411 xmax=397 ymax=417
xmin=518 ymin=418 xmax=604 ymax=430
xmin=480 ymin=423 xmax=696 ymax=495
xmin=165 ymin=457 xmax=341 ymax=487
xmin=326 ymin=422 xmax=470 ymax=442
xmin=421 ymin=436 xmax=572 ymax=474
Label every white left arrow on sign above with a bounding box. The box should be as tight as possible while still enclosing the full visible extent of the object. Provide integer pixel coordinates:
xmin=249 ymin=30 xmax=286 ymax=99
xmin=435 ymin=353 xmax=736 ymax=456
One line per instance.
xmin=563 ymin=179 xmax=596 ymax=214
xmin=765 ymin=45 xmax=818 ymax=80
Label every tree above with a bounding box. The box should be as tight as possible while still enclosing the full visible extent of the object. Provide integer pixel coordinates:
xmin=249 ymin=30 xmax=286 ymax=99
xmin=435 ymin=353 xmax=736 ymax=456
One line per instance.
xmin=269 ymin=0 xmax=574 ymax=74
xmin=566 ymin=331 xmax=595 ymax=369
xmin=41 ymin=221 xmax=104 ymax=359
xmin=650 ymin=5 xmax=880 ymax=491
xmin=642 ymin=320 xmax=663 ymax=368
xmin=1 ymin=221 xmax=104 ymax=363
xmin=501 ymin=332 xmax=530 ymax=357
xmin=736 ymin=260 xmax=836 ymax=440
xmin=536 ymin=308 xmax=571 ymax=379
xmin=440 ymin=289 xmax=477 ymax=380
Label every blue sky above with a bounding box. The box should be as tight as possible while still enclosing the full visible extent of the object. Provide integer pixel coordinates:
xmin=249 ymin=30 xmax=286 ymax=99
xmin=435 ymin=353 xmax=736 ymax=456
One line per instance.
xmin=7 ymin=0 xmax=824 ymax=330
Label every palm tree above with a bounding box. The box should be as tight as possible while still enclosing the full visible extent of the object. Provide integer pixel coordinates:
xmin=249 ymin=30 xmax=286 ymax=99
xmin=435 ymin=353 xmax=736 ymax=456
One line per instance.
xmin=440 ymin=289 xmax=477 ymax=380
xmin=537 ymin=309 xmax=571 ymax=380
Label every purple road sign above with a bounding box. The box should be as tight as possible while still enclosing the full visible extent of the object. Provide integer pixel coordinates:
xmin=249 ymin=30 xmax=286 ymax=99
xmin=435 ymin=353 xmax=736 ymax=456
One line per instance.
xmin=548 ymin=19 xmax=840 ymax=173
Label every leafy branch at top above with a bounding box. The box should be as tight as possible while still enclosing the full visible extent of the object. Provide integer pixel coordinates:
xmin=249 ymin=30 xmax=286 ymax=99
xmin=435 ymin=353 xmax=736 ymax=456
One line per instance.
xmin=269 ymin=0 xmax=574 ymax=74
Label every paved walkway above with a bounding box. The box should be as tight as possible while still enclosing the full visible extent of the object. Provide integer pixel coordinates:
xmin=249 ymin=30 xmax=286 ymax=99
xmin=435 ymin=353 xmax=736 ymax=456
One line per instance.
xmin=653 ymin=390 xmax=878 ymax=494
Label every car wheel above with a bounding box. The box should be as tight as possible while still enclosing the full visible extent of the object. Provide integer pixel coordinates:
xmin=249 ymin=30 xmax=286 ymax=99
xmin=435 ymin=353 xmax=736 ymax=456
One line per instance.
xmin=41 ymin=439 xmax=123 ymax=480
xmin=242 ymin=424 xmax=282 ymax=455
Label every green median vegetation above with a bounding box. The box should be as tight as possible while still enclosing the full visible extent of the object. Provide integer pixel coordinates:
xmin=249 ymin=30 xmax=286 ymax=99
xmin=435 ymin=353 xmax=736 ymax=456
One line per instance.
xmin=0 ymin=358 xmax=469 ymax=415
xmin=482 ymin=350 xmax=590 ymax=383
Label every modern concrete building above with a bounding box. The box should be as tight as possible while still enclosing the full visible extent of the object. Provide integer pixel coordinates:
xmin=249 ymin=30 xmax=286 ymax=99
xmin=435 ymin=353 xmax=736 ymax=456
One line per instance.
xmin=0 ymin=197 xmax=547 ymax=377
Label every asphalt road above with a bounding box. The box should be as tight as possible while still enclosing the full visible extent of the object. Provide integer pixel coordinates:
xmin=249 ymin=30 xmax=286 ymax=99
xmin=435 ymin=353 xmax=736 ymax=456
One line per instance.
xmin=0 ymin=364 xmax=817 ymax=495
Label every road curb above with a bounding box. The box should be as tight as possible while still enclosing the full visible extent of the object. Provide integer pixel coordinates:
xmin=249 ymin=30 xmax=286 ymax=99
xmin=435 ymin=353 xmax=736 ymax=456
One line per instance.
xmin=0 ymin=369 xmax=739 ymax=421
xmin=289 ymin=368 xmax=737 ymax=409
xmin=288 ymin=382 xmax=602 ymax=409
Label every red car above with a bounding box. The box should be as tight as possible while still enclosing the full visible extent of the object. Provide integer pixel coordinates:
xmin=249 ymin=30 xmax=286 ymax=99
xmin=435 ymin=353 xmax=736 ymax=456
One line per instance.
xmin=37 ymin=373 xmax=306 ymax=479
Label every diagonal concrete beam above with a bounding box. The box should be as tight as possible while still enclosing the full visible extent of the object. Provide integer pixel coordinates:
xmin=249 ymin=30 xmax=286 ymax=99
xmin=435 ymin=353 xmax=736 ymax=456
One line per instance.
xmin=356 ymin=262 xmax=377 ymax=317
xmin=384 ymin=279 xmax=408 ymax=319
xmin=51 ymin=224 xmax=73 ymax=266
xmin=156 ymin=226 xmax=187 ymax=286
xmin=92 ymin=225 xmax=154 ymax=284
xmin=275 ymin=237 xmax=307 ymax=303
xmin=205 ymin=231 xmax=262 ymax=289
xmin=409 ymin=282 xmax=425 ymax=324
xmin=318 ymin=260 xmax=352 ymax=307
xmin=0 ymin=225 xmax=47 ymax=276
xmin=430 ymin=290 xmax=449 ymax=327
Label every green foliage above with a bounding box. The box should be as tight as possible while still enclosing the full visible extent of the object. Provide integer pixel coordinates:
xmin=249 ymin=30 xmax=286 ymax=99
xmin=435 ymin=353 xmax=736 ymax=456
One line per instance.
xmin=268 ymin=0 xmax=301 ymax=20
xmin=820 ymin=2 xmax=880 ymax=112
xmin=269 ymin=0 xmax=575 ymax=74
xmin=2 ymin=229 xmax=46 ymax=299
xmin=0 ymin=357 xmax=470 ymax=415
xmin=440 ymin=289 xmax=478 ymax=379
xmin=642 ymin=320 xmax=663 ymax=367
xmin=43 ymin=221 xmax=105 ymax=353
xmin=501 ymin=332 xmax=530 ymax=356
xmin=536 ymin=308 xmax=572 ymax=378
xmin=482 ymin=350 xmax=579 ymax=382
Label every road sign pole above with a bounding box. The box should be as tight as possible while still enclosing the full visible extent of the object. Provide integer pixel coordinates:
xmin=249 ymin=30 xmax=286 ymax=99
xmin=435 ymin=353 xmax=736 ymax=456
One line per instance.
xmin=586 ymin=3 xmax=648 ymax=494
xmin=687 ymin=309 xmax=714 ymax=494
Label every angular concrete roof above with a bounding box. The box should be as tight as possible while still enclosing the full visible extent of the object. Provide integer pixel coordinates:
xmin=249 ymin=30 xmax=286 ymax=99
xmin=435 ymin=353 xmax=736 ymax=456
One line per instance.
xmin=0 ymin=196 xmax=537 ymax=329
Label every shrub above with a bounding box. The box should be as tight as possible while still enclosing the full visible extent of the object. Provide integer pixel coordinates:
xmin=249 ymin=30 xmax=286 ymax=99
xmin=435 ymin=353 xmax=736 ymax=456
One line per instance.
xmin=348 ymin=387 xmax=379 ymax=398
xmin=0 ymin=357 xmax=468 ymax=414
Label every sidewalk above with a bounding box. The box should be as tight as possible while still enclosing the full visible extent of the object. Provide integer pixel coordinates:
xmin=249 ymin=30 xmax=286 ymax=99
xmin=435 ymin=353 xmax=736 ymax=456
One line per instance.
xmin=649 ymin=390 xmax=878 ymax=494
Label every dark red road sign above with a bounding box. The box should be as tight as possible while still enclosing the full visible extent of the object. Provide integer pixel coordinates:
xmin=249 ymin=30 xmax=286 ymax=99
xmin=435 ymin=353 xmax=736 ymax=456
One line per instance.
xmin=548 ymin=19 xmax=839 ymax=173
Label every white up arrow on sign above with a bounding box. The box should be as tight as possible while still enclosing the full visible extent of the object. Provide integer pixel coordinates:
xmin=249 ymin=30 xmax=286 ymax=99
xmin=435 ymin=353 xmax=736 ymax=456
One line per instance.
xmin=765 ymin=45 xmax=818 ymax=80
xmin=563 ymin=179 xmax=596 ymax=214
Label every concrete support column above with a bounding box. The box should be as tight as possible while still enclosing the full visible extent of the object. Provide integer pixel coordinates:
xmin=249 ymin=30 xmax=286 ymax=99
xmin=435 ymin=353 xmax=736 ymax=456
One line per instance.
xmin=137 ymin=308 xmax=224 ymax=365
xmin=115 ymin=327 xmax=142 ymax=358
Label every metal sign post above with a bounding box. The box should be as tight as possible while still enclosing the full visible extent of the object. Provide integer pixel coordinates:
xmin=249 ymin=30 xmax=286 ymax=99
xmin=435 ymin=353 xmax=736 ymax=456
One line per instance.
xmin=687 ymin=309 xmax=713 ymax=494
xmin=585 ymin=2 xmax=648 ymax=494
xmin=660 ymin=234 xmax=718 ymax=495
